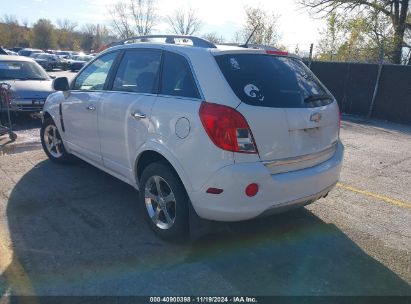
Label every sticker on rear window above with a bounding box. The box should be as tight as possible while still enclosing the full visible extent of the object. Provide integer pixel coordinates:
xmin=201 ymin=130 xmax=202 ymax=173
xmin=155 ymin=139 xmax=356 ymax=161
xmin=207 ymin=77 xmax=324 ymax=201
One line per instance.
xmin=229 ymin=58 xmax=240 ymax=70
xmin=244 ymin=84 xmax=264 ymax=101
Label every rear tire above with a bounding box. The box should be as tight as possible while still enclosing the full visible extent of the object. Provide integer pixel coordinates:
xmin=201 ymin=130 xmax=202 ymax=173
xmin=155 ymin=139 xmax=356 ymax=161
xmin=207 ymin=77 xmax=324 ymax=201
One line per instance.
xmin=139 ymin=162 xmax=189 ymax=241
xmin=40 ymin=117 xmax=73 ymax=164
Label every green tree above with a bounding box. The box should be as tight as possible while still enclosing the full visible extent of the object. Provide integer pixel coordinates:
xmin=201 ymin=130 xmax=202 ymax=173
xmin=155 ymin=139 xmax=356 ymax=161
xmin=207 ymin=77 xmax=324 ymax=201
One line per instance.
xmin=316 ymin=10 xmax=395 ymax=62
xmin=31 ymin=19 xmax=57 ymax=50
xmin=299 ymin=0 xmax=410 ymax=64
xmin=316 ymin=12 xmax=344 ymax=60
xmin=0 ymin=15 xmax=30 ymax=47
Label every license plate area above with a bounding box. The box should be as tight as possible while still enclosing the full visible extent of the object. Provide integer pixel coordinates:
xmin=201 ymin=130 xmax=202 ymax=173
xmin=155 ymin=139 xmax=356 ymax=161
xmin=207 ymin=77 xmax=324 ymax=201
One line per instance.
xmin=32 ymin=99 xmax=45 ymax=105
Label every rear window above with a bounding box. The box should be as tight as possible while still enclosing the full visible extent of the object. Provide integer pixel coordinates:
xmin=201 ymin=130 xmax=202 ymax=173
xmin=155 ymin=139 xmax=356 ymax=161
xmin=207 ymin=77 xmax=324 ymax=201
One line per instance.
xmin=215 ymin=54 xmax=332 ymax=108
xmin=160 ymin=52 xmax=200 ymax=99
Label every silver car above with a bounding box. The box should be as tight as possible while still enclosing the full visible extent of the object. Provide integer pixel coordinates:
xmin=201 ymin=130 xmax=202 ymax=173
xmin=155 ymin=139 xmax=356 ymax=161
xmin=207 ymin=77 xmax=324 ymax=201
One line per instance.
xmin=0 ymin=55 xmax=54 ymax=112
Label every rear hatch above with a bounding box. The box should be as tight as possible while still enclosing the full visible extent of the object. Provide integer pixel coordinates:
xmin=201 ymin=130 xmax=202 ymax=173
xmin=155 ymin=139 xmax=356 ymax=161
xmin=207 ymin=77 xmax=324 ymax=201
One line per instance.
xmin=214 ymin=53 xmax=339 ymax=173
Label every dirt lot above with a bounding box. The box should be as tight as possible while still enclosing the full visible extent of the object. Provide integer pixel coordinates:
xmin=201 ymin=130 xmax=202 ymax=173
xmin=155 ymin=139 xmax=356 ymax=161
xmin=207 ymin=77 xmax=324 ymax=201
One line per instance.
xmin=0 ymin=115 xmax=410 ymax=296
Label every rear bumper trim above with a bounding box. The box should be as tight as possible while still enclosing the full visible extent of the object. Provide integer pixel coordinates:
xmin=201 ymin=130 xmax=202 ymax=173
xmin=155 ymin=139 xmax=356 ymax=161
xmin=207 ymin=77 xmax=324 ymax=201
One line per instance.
xmin=263 ymin=142 xmax=338 ymax=168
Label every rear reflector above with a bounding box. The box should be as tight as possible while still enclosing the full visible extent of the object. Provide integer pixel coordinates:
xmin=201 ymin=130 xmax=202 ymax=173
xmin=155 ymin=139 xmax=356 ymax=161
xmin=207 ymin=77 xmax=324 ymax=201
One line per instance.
xmin=245 ymin=183 xmax=259 ymax=197
xmin=266 ymin=50 xmax=289 ymax=56
xmin=206 ymin=187 xmax=224 ymax=194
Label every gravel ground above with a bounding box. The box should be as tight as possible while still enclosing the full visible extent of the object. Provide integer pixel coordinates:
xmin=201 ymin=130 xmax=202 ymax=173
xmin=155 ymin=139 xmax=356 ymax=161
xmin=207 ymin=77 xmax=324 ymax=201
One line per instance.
xmin=0 ymin=115 xmax=410 ymax=296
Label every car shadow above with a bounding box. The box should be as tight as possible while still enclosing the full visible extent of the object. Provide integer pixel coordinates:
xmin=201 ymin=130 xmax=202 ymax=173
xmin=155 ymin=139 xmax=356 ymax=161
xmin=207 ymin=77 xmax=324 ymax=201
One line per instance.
xmin=1 ymin=159 xmax=410 ymax=296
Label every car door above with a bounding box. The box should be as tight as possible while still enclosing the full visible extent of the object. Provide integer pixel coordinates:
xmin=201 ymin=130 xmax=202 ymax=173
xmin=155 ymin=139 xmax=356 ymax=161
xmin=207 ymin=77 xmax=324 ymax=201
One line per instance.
xmin=98 ymin=48 xmax=162 ymax=179
xmin=63 ymin=51 xmax=119 ymax=164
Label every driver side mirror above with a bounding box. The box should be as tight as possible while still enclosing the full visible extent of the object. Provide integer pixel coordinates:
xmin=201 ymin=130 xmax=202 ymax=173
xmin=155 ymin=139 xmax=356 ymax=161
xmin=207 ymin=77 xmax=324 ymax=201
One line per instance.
xmin=53 ymin=77 xmax=69 ymax=91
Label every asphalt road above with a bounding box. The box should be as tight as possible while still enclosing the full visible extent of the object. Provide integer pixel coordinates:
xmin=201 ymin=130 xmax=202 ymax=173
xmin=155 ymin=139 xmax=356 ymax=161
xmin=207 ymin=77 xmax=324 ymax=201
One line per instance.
xmin=0 ymin=112 xmax=410 ymax=296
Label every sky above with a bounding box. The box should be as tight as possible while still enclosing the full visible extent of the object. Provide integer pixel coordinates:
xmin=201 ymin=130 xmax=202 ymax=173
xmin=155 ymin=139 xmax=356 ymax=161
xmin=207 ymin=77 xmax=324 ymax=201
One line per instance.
xmin=7 ymin=0 xmax=326 ymax=53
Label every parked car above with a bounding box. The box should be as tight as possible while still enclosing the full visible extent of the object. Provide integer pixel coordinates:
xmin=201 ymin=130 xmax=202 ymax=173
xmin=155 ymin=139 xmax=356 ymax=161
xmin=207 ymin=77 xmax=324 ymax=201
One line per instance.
xmin=0 ymin=55 xmax=54 ymax=112
xmin=34 ymin=53 xmax=68 ymax=71
xmin=41 ymin=35 xmax=343 ymax=240
xmin=30 ymin=53 xmax=42 ymax=58
xmin=9 ymin=47 xmax=23 ymax=53
xmin=5 ymin=50 xmax=18 ymax=56
xmin=55 ymin=51 xmax=73 ymax=59
xmin=18 ymin=48 xmax=44 ymax=57
xmin=68 ymin=55 xmax=94 ymax=71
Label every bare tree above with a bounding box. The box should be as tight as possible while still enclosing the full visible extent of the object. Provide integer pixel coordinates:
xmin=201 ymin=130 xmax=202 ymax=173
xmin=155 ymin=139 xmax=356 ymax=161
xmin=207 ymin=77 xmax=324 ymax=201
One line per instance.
xmin=202 ymin=32 xmax=224 ymax=44
xmin=56 ymin=19 xmax=79 ymax=50
xmin=108 ymin=0 xmax=157 ymax=39
xmin=237 ymin=6 xmax=280 ymax=46
xmin=1 ymin=15 xmax=19 ymax=25
xmin=109 ymin=2 xmax=134 ymax=39
xmin=80 ymin=24 xmax=111 ymax=52
xmin=166 ymin=7 xmax=202 ymax=35
xmin=130 ymin=0 xmax=157 ymax=36
xmin=299 ymin=0 xmax=410 ymax=64
xmin=56 ymin=19 xmax=78 ymax=32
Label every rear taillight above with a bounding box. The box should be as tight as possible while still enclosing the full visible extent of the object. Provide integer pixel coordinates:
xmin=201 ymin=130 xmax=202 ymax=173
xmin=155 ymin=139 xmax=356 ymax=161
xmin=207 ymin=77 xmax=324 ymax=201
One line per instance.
xmin=199 ymin=102 xmax=258 ymax=154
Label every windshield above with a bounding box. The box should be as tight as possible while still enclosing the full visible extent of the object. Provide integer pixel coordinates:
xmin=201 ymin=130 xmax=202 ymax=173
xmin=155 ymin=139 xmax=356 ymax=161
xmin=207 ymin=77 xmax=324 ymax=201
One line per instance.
xmin=215 ymin=54 xmax=333 ymax=108
xmin=0 ymin=61 xmax=50 ymax=80
xmin=73 ymin=55 xmax=93 ymax=61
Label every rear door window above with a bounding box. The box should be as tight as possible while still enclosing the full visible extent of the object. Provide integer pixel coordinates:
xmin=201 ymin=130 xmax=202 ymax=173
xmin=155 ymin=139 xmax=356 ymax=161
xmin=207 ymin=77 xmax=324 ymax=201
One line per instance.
xmin=215 ymin=54 xmax=332 ymax=108
xmin=160 ymin=52 xmax=200 ymax=99
xmin=112 ymin=49 xmax=161 ymax=94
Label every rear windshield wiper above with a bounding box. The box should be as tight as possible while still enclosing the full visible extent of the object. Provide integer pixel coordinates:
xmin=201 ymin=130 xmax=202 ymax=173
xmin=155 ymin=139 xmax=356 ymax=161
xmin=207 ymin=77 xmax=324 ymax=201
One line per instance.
xmin=304 ymin=94 xmax=333 ymax=103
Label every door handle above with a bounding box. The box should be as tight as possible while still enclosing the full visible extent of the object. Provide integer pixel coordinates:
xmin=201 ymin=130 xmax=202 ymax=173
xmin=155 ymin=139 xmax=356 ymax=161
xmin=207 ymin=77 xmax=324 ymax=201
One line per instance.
xmin=131 ymin=112 xmax=146 ymax=119
xmin=86 ymin=105 xmax=96 ymax=111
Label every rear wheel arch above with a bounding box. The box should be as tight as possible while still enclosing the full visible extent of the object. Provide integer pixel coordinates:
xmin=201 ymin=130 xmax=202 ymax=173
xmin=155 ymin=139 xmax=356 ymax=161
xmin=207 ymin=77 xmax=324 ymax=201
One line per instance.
xmin=135 ymin=150 xmax=191 ymax=193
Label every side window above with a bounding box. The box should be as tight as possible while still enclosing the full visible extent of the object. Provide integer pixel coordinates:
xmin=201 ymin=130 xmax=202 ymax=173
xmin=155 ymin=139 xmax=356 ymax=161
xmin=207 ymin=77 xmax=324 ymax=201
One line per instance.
xmin=112 ymin=49 xmax=161 ymax=94
xmin=73 ymin=52 xmax=117 ymax=91
xmin=160 ymin=52 xmax=200 ymax=99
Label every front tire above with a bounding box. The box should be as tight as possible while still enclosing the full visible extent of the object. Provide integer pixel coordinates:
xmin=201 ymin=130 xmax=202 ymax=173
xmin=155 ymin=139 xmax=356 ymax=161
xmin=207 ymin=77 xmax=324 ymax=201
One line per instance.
xmin=139 ymin=162 xmax=189 ymax=240
xmin=40 ymin=117 xmax=72 ymax=164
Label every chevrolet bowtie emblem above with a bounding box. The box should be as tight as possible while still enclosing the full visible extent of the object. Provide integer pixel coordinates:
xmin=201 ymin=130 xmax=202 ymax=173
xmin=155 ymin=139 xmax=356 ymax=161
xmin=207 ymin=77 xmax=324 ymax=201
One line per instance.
xmin=310 ymin=112 xmax=322 ymax=123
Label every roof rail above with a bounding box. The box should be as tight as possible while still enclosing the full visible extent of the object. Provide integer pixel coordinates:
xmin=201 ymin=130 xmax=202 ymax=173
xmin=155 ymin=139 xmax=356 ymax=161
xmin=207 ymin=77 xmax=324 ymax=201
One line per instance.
xmin=218 ymin=43 xmax=281 ymax=51
xmin=112 ymin=35 xmax=217 ymax=49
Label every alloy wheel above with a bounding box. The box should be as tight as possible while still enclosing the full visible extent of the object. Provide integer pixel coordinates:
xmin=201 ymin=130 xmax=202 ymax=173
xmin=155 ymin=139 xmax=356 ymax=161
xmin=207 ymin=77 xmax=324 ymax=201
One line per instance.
xmin=43 ymin=125 xmax=63 ymax=158
xmin=144 ymin=176 xmax=177 ymax=230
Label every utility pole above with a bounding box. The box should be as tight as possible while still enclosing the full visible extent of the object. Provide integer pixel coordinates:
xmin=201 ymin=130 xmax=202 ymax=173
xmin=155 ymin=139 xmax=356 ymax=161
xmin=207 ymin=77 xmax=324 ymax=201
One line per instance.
xmin=308 ymin=43 xmax=314 ymax=69
xmin=368 ymin=43 xmax=384 ymax=118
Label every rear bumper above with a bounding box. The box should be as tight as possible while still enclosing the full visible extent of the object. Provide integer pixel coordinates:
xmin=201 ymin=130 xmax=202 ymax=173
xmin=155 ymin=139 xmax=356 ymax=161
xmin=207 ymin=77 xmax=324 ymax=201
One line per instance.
xmin=188 ymin=141 xmax=344 ymax=221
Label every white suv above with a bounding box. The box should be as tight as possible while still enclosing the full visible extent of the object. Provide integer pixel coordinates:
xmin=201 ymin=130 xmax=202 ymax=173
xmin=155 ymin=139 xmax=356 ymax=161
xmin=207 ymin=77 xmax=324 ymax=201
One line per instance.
xmin=41 ymin=35 xmax=344 ymax=240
